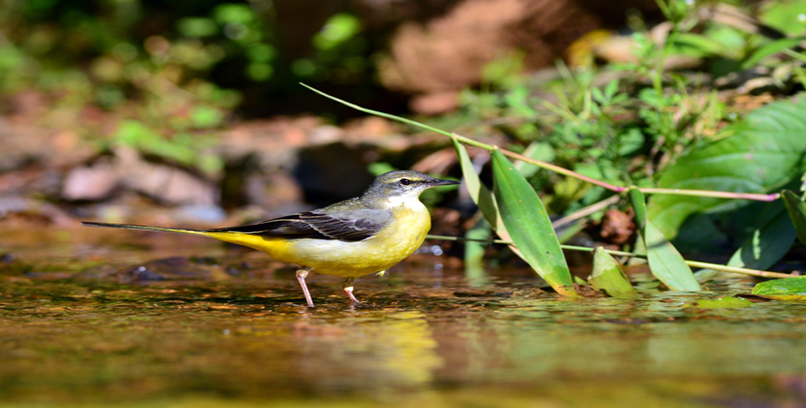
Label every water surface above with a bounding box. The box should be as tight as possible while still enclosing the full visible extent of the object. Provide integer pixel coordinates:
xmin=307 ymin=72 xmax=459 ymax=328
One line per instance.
xmin=1 ymin=229 xmax=805 ymax=407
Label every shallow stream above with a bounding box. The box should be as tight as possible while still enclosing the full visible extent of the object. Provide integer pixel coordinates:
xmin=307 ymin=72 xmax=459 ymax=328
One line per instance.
xmin=1 ymin=229 xmax=805 ymax=407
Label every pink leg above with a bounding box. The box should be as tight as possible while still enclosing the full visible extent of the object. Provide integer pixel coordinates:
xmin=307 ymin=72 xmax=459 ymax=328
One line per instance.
xmin=296 ymin=268 xmax=315 ymax=307
xmin=343 ymin=277 xmax=362 ymax=304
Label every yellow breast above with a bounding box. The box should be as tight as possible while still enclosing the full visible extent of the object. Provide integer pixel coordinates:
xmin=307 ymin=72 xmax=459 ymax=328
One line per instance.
xmin=208 ymin=201 xmax=431 ymax=278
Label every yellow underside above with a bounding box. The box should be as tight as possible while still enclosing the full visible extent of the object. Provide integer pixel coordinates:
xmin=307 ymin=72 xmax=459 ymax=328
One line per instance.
xmin=204 ymin=206 xmax=430 ymax=278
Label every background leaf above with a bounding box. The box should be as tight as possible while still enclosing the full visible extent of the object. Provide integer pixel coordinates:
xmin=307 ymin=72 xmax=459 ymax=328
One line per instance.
xmin=648 ymin=95 xmax=806 ymax=249
xmin=630 ymin=188 xmax=647 ymax=231
xmin=741 ymin=37 xmax=804 ymax=69
xmin=782 ymin=190 xmax=806 ymax=246
xmin=726 ymin=207 xmax=796 ymax=270
xmin=491 ymin=149 xmax=576 ymax=296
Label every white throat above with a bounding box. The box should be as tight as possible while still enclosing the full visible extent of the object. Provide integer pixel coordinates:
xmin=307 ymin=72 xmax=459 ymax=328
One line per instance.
xmin=384 ymin=193 xmax=424 ymax=210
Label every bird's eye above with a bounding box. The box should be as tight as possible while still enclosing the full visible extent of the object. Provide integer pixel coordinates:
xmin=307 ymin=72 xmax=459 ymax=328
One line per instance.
xmin=399 ymin=178 xmax=412 ymax=186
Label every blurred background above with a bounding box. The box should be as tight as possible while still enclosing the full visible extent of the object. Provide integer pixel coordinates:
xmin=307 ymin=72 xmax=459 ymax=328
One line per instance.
xmin=2 ymin=0 xmax=805 ymax=256
xmin=7 ymin=3 xmax=806 ymax=407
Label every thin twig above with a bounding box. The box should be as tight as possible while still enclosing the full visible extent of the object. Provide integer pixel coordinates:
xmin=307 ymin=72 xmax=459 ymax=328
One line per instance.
xmin=552 ymin=195 xmax=621 ymax=228
xmin=302 ymin=83 xmax=781 ymax=203
xmin=450 ymin=133 xmax=626 ymax=192
xmin=637 ymin=188 xmax=779 ymax=202
xmin=301 ymin=83 xmax=627 ymax=192
xmin=684 ymin=261 xmax=796 ymax=279
xmin=550 ymin=245 xmax=796 ymax=279
xmin=427 ymin=234 xmax=513 ymax=245
xmin=301 ymin=83 xmax=455 ymax=138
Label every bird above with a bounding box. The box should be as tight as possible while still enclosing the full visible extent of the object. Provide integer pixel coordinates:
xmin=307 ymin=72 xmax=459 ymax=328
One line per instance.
xmin=82 ymin=170 xmax=459 ymax=307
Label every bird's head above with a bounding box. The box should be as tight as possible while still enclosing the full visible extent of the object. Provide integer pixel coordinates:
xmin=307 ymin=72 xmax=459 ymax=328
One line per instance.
xmin=362 ymin=170 xmax=459 ymax=208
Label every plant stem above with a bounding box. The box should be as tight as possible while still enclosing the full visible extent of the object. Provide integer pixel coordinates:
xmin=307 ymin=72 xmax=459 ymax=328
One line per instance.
xmin=429 ymin=235 xmax=796 ymax=280
xmin=557 ymin=245 xmax=797 ymax=279
xmin=637 ymin=188 xmax=779 ymax=201
xmin=552 ymin=195 xmax=620 ymax=228
xmin=302 ymin=82 xmax=626 ymax=192
xmin=459 ymin=134 xmax=627 ymax=192
xmin=428 ymin=234 xmax=513 ymax=245
xmin=302 ymin=83 xmax=780 ymax=202
xmin=300 ymin=83 xmax=455 ymax=138
xmin=683 ymin=261 xmax=796 ymax=279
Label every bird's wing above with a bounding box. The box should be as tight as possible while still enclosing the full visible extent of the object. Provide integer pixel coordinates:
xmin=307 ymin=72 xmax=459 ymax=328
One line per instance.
xmin=208 ymin=208 xmax=392 ymax=242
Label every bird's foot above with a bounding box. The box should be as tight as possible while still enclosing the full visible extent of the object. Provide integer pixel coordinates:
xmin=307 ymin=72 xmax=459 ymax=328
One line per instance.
xmin=343 ymin=286 xmax=362 ymax=304
xmin=342 ymin=277 xmax=362 ymax=305
xmin=296 ymin=268 xmax=315 ymax=308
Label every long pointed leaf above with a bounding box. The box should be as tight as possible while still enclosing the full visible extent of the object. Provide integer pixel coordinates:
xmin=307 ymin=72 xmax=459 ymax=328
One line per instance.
xmin=452 ymin=138 xmax=498 ymax=227
xmin=452 ymin=139 xmax=517 ymax=245
xmin=782 ymin=190 xmax=806 ymax=245
xmin=491 ymin=149 xmax=577 ymax=297
xmin=630 ymin=188 xmax=702 ymax=291
xmin=630 ymin=188 xmax=647 ymax=231
xmin=643 ymin=220 xmax=702 ymax=291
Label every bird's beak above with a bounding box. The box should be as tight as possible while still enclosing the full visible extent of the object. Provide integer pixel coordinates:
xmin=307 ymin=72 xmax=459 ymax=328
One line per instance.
xmin=429 ymin=178 xmax=460 ymax=186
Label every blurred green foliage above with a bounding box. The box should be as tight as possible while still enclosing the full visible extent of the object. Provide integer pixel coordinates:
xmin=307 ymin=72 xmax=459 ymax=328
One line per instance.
xmin=3 ymin=0 xmax=806 ymax=204
xmin=0 ymin=0 xmax=372 ymax=173
xmin=452 ymin=0 xmax=806 ymax=218
xmin=0 ymin=0 xmax=371 ymax=95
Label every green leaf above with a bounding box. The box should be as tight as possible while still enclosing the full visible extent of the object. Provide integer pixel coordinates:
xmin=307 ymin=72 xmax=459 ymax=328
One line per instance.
xmin=214 ymin=3 xmax=255 ymax=24
xmin=113 ymin=120 xmax=194 ymax=165
xmin=452 ymin=139 xmax=526 ymax=270
xmin=604 ymin=79 xmax=619 ymax=101
xmin=589 ymin=247 xmax=636 ymax=298
xmin=727 ymin=207 xmax=797 ymax=270
xmin=752 ymin=276 xmax=806 ymax=300
xmin=760 ymin=1 xmax=806 ymax=35
xmin=190 ymin=105 xmax=225 ymax=129
xmin=491 ymin=149 xmax=576 ymax=296
xmin=113 ymin=119 xmax=161 ymax=147
xmin=681 ymin=297 xmax=753 ymax=308
xmin=648 ymin=94 xmax=806 ymax=240
xmin=644 ymin=220 xmax=702 ymax=291
xmin=514 ymin=141 xmax=554 ymax=179
xmin=451 ymin=139 xmax=504 ymax=233
xmin=617 ymin=128 xmax=645 ymax=156
xmin=556 ymin=220 xmax=585 ymax=244
xmin=782 ymin=189 xmax=806 ymax=245
xmin=672 ymin=33 xmax=725 ymax=57
xmin=631 ymin=188 xmax=702 ymax=291
xmin=742 ymin=38 xmax=804 ymax=69
xmin=313 ymin=13 xmax=361 ymax=51
xmin=630 ymin=188 xmax=647 ymax=231
xmin=176 ymin=17 xmax=218 ymax=38
xmin=367 ymin=162 xmax=396 ymax=176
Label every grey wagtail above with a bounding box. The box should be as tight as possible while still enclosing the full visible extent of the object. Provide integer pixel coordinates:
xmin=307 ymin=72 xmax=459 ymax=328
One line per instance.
xmin=82 ymin=170 xmax=459 ymax=307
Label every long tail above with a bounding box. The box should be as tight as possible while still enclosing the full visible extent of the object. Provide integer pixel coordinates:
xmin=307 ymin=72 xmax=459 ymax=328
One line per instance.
xmin=81 ymin=221 xmax=285 ymax=255
xmin=81 ymin=221 xmax=211 ymax=237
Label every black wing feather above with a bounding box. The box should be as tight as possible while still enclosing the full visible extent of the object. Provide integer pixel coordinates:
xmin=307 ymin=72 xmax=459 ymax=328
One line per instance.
xmin=207 ymin=210 xmax=387 ymax=242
